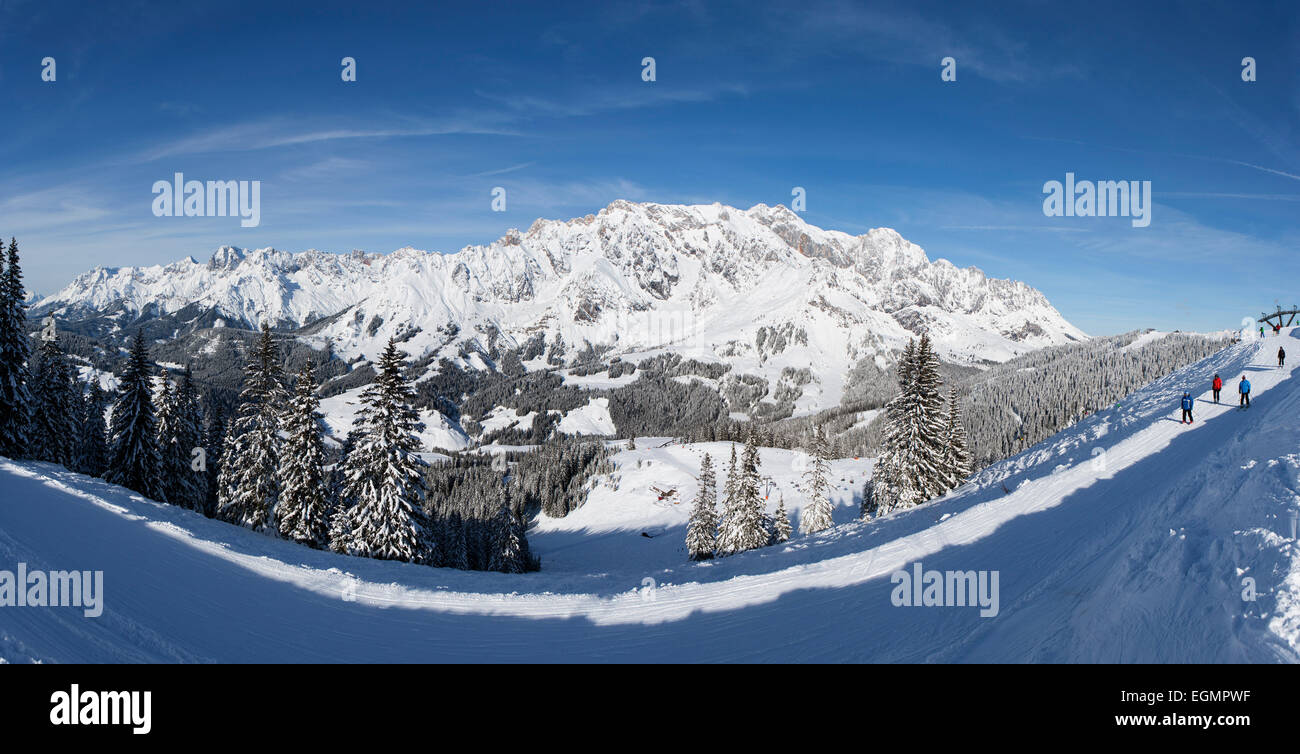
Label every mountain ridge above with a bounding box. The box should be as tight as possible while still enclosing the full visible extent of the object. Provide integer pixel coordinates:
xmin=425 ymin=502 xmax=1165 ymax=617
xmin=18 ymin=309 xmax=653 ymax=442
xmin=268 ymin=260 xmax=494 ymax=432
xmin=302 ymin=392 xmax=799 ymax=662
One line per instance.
xmin=32 ymin=201 xmax=1087 ymax=416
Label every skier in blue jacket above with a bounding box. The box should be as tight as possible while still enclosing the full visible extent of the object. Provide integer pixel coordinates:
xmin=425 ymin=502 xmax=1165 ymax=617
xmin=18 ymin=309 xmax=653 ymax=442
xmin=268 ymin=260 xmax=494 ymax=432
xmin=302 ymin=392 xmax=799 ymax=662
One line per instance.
xmin=1180 ymin=392 xmax=1194 ymax=423
xmin=1239 ymin=376 xmax=1251 ymax=408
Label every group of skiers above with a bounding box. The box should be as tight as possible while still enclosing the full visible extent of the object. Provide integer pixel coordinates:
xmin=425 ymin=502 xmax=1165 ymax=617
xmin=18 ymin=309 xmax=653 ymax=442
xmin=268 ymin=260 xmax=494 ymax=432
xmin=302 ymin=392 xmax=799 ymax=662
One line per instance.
xmin=1184 ymin=346 xmax=1286 ymax=422
xmin=1188 ymin=374 xmax=1247 ymax=422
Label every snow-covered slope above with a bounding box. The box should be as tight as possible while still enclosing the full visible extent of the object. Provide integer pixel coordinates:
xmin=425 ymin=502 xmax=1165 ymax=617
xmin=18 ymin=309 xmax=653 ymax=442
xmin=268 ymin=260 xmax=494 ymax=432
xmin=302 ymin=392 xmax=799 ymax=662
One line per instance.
xmin=3 ymin=331 xmax=1292 ymax=663
xmin=32 ymin=202 xmax=1086 ymax=415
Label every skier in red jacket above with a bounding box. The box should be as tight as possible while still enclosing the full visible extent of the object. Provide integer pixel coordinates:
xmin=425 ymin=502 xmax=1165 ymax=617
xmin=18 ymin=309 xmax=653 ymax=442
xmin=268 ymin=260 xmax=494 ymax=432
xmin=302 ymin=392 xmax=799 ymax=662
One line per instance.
xmin=1212 ymin=373 xmax=1222 ymax=403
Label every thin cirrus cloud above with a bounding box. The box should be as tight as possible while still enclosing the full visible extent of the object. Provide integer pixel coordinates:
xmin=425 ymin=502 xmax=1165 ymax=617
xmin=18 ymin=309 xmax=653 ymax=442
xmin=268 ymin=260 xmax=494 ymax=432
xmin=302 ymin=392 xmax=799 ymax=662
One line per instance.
xmin=765 ymin=0 xmax=1085 ymax=83
xmin=0 ymin=185 xmax=116 ymax=232
xmin=472 ymin=82 xmax=750 ymax=119
xmin=119 ymin=79 xmax=748 ymax=169
xmin=120 ymin=116 xmax=524 ymax=165
xmin=940 ymin=225 xmax=1091 ymax=233
xmin=465 ymin=162 xmax=537 ymax=178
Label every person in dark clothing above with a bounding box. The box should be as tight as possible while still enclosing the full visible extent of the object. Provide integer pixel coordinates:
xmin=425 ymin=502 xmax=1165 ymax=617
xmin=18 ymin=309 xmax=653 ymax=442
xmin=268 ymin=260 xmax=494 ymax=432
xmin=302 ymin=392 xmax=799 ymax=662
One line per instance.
xmin=1212 ymin=373 xmax=1222 ymax=403
xmin=1180 ymin=392 xmax=1194 ymax=423
xmin=1239 ymin=376 xmax=1251 ymax=407
xmin=1281 ymin=347 xmax=1287 ymax=367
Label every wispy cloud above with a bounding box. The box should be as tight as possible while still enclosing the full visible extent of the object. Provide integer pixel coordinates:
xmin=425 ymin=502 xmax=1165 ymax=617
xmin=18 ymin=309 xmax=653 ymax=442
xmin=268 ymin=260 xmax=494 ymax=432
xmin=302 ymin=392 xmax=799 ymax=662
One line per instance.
xmin=774 ymin=0 xmax=1085 ymax=84
xmin=473 ymin=82 xmax=748 ymax=119
xmin=940 ymin=225 xmax=1091 ymax=233
xmin=1221 ymin=159 xmax=1300 ymax=183
xmin=1161 ymin=191 xmax=1300 ymax=202
xmin=465 ymin=162 xmax=536 ymax=178
xmin=122 ymin=116 xmax=523 ymax=164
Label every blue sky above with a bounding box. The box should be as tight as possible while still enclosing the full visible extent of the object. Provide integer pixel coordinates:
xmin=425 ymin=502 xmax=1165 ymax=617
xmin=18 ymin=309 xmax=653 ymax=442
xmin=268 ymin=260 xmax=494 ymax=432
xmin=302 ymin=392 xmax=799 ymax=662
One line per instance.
xmin=1 ymin=0 xmax=1296 ymax=335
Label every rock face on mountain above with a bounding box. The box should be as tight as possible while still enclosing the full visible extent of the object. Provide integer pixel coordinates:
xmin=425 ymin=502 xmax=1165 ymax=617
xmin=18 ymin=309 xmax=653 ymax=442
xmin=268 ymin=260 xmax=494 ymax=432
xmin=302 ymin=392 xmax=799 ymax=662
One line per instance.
xmin=34 ymin=201 xmax=1086 ymax=415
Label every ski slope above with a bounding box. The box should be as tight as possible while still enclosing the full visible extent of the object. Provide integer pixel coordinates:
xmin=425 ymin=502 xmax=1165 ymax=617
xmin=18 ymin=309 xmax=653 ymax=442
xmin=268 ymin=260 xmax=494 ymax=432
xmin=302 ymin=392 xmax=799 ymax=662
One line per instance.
xmin=0 ymin=330 xmax=1297 ymax=662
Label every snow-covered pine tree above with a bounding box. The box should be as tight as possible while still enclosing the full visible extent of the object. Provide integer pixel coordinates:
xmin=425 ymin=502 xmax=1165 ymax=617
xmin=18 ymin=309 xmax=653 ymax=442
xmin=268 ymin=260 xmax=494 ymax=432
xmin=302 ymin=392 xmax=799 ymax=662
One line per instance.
xmin=0 ymin=238 xmax=32 ymax=459
xmin=799 ymin=425 xmax=834 ymax=534
xmin=276 ymin=361 xmax=330 ymax=548
xmin=325 ymin=426 xmax=359 ymax=551
xmin=217 ymin=325 xmax=286 ymax=531
xmin=868 ymin=339 xmax=920 ymax=517
xmin=718 ymin=433 xmax=767 ymax=555
xmin=174 ymin=366 xmax=207 ymax=509
xmin=772 ymin=490 xmax=792 ymax=543
xmin=327 ymin=503 xmax=354 ymax=555
xmin=153 ymin=375 xmax=178 ymax=502
xmin=443 ymin=511 xmax=470 ymax=570
xmin=715 ymin=444 xmax=740 ymax=555
xmin=29 ymin=337 xmax=79 ymax=466
xmin=685 ymin=452 xmax=718 ymax=560
xmin=104 ymin=331 xmax=163 ymax=499
xmin=739 ymin=435 xmax=769 ymax=550
xmin=156 ymin=367 xmax=206 ymax=509
xmin=487 ymin=497 xmax=526 ymax=574
xmin=202 ymin=404 xmax=227 ymax=516
xmin=338 ymin=338 xmax=432 ymax=563
xmin=868 ymin=335 xmax=950 ymax=516
xmin=911 ymin=334 xmax=950 ymax=500
xmin=860 ymin=478 xmax=877 ymax=520
xmin=943 ymin=386 xmax=972 ymax=491
xmin=75 ymin=380 xmax=109 ymax=477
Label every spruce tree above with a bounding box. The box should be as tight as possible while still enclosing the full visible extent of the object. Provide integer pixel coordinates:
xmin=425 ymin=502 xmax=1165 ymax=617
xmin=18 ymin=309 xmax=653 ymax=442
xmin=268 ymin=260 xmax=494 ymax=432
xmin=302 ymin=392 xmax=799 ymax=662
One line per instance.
xmin=158 ymin=366 xmax=205 ymax=509
xmin=276 ymin=361 xmax=330 ymax=547
xmin=29 ymin=337 xmax=78 ymax=466
xmin=487 ymin=497 xmax=526 ymax=574
xmin=868 ymin=336 xmax=948 ymax=516
xmin=327 ymin=502 xmax=354 ymax=555
xmin=717 ymin=433 xmax=767 ymax=555
xmin=153 ymin=376 xmax=178 ymax=502
xmin=175 ymin=366 xmax=207 ymax=507
xmin=860 ymin=478 xmax=877 ymax=520
xmin=202 ymin=403 xmax=227 ymax=516
xmin=0 ymin=238 xmax=32 ymax=458
xmin=772 ymin=491 xmax=792 ymax=543
xmin=338 ymin=338 xmax=432 ymax=563
xmin=943 ymin=387 xmax=972 ymax=490
xmin=739 ymin=435 xmax=768 ymax=550
xmin=868 ymin=340 xmax=917 ymax=517
xmin=217 ymin=325 xmax=286 ymax=531
xmin=443 ymin=511 xmax=470 ymax=570
xmin=716 ymin=444 xmax=740 ymax=555
xmin=104 ymin=332 xmax=163 ymax=498
xmin=799 ymin=425 xmax=834 ymax=534
xmin=325 ymin=427 xmax=359 ymax=551
xmin=685 ymin=452 xmax=718 ymax=560
xmin=76 ymin=381 xmax=109 ymax=476
xmin=911 ymin=334 xmax=949 ymax=499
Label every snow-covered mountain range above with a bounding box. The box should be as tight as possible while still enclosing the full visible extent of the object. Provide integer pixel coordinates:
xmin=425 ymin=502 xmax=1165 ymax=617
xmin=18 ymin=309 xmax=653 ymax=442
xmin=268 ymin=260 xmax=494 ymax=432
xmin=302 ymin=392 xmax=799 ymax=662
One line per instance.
xmin=33 ymin=201 xmax=1087 ymax=415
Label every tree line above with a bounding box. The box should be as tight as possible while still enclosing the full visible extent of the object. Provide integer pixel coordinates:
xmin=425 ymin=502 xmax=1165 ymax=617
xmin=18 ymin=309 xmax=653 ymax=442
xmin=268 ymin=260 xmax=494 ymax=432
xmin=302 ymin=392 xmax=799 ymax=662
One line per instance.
xmin=0 ymin=240 xmax=554 ymax=573
xmin=685 ymin=425 xmax=839 ymax=561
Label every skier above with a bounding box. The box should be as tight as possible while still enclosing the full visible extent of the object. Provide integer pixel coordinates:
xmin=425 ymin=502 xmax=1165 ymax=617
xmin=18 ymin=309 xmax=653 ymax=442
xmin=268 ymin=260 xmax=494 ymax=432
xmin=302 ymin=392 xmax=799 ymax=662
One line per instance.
xmin=1180 ymin=392 xmax=1194 ymax=424
xmin=1239 ymin=375 xmax=1251 ymax=408
xmin=1280 ymin=347 xmax=1287 ymax=367
xmin=1211 ymin=373 xmax=1222 ymax=403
